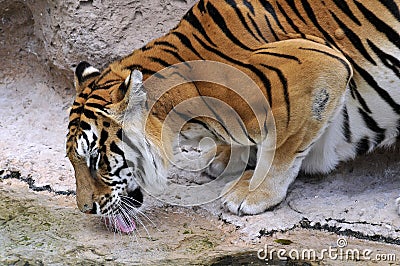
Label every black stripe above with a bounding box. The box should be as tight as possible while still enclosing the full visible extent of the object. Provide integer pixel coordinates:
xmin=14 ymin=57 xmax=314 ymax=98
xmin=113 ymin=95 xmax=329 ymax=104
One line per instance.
xmin=356 ymin=137 xmax=370 ymax=156
xmin=277 ymin=2 xmax=301 ymax=33
xmin=88 ymin=94 xmax=110 ymax=103
xmin=260 ymin=63 xmax=290 ymax=125
xmin=236 ymin=115 xmax=257 ymax=144
xmin=154 ymin=41 xmax=178 ymax=50
xmin=68 ymin=118 xmax=80 ymax=129
xmin=264 ymin=15 xmax=279 ymax=41
xmin=332 ymin=0 xmax=361 ymax=26
xmin=183 ymin=8 xmax=217 ymax=47
xmin=260 ymin=1 xmax=287 ymax=34
xmin=116 ymin=128 xmax=123 ymax=141
xmin=126 ymin=64 xmax=165 ymax=78
xmin=192 ymin=34 xmax=273 ymax=106
xmin=192 ymin=83 xmax=243 ymax=145
xmin=83 ymin=108 xmax=97 ymax=120
xmin=301 ymin=0 xmax=339 ymax=49
xmin=348 ymin=78 xmax=356 ymax=99
xmin=342 ymin=106 xmax=351 ymax=143
xmin=329 ymin=11 xmax=377 ymax=65
xmin=81 ymin=131 xmax=90 ymax=151
xmin=104 ymin=179 xmax=127 ymax=187
xmin=379 ymin=0 xmax=400 ymax=20
xmin=354 ymin=1 xmax=400 ymax=49
xmin=298 ymin=47 xmax=352 ymax=80
xmin=262 ymin=113 xmax=269 ymax=140
xmin=247 ymin=14 xmax=269 ymax=42
xmin=171 ymin=107 xmax=193 ymax=125
xmin=183 ymin=118 xmax=224 ymax=142
xmin=88 ymin=81 xmax=97 ymax=91
xmin=140 ymin=44 xmax=153 ymax=52
xmin=85 ymin=102 xmax=107 ymax=111
xmin=96 ymin=79 xmax=121 ymax=87
xmin=286 ymin=0 xmax=307 ymax=24
xmin=242 ymin=0 xmax=255 ymax=15
xmin=99 ymin=129 xmax=109 ymax=146
xmin=121 ymin=131 xmax=144 ymax=158
xmin=162 ymin=48 xmax=191 ymax=65
xmin=255 ymin=51 xmax=302 ymax=64
xmin=348 ymin=78 xmax=371 ymax=113
xmin=69 ymin=106 xmax=83 ymax=115
xmin=108 ymin=160 xmax=129 ymax=178
xmin=197 ymin=0 xmax=206 ymax=13
xmin=206 ymin=1 xmax=253 ymax=51
xmin=350 ymin=59 xmax=400 ymax=115
xmin=78 ymin=92 xmax=89 ymax=99
xmin=95 ymin=81 xmax=120 ymax=90
xmin=172 ymin=108 xmax=212 ymax=138
xmin=149 ymin=56 xmax=171 ymax=68
xmin=225 ymin=0 xmax=262 ymax=43
xmin=103 ymin=154 xmax=111 ymax=172
xmin=110 ymin=141 xmax=125 ymax=157
xmin=90 ymin=134 xmax=98 ymax=151
xmin=89 ymin=154 xmax=98 ymax=174
xmin=93 ymin=82 xmax=115 ymax=91
xmin=172 ymin=31 xmax=205 ymax=60
xmin=79 ymin=121 xmax=91 ymax=131
xmin=358 ymin=108 xmax=386 ymax=144
xmin=367 ymin=39 xmax=400 ymax=79
xmin=95 ymin=68 xmax=112 ymax=85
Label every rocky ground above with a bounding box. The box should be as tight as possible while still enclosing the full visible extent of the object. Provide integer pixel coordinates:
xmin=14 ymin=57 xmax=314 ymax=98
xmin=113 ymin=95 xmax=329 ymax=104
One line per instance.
xmin=1 ymin=0 xmax=399 ymax=265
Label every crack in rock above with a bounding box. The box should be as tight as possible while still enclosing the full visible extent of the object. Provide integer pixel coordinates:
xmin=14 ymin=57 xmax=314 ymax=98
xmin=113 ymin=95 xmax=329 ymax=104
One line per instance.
xmin=0 ymin=169 xmax=75 ymax=196
xmin=299 ymin=218 xmax=400 ymax=245
xmin=258 ymin=217 xmax=400 ymax=245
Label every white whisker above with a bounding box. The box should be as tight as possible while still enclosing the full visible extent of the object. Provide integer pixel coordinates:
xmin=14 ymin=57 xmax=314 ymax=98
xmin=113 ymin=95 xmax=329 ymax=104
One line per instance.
xmin=117 ymin=202 xmax=142 ymax=245
xmin=120 ymin=196 xmax=158 ymax=230
xmin=119 ymin=200 xmax=151 ymax=239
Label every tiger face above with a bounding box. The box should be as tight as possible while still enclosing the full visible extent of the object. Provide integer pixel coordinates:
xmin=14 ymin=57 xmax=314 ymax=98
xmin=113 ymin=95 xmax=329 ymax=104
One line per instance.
xmin=66 ymin=62 xmax=165 ymax=232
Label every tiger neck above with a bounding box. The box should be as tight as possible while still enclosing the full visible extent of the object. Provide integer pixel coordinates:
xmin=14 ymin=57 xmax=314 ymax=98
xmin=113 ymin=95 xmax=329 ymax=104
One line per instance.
xmin=122 ymin=115 xmax=168 ymax=189
xmin=111 ymin=24 xmax=202 ymax=146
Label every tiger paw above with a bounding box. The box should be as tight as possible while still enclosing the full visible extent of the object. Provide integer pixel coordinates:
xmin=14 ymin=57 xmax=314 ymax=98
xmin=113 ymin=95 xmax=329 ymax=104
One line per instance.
xmin=205 ymin=153 xmax=228 ymax=178
xmin=221 ymin=171 xmax=286 ymax=215
xmin=205 ymin=145 xmax=251 ymax=178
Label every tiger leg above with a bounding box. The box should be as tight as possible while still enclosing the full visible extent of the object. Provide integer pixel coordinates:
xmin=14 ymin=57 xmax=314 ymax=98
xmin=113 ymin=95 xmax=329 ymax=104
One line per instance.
xmin=222 ymin=39 xmax=352 ymax=215
xmin=222 ymin=101 xmax=347 ymax=215
xmin=178 ymin=122 xmax=256 ymax=177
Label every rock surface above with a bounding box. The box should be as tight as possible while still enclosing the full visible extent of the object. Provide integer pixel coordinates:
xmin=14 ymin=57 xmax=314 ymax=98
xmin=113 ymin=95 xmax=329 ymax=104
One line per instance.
xmin=1 ymin=0 xmax=400 ymax=265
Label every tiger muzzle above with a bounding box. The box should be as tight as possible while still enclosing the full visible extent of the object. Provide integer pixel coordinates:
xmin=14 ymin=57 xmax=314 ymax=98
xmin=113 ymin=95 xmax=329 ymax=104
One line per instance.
xmin=73 ymin=160 xmax=109 ymax=214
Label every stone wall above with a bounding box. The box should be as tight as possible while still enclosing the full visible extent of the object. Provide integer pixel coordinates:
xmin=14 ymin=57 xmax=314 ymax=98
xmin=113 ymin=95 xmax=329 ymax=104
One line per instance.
xmin=1 ymin=0 xmax=196 ymax=86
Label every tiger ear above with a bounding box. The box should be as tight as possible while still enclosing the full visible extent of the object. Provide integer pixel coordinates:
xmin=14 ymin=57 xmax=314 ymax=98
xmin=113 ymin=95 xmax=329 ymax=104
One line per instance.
xmin=108 ymin=70 xmax=146 ymax=120
xmin=74 ymin=61 xmax=100 ymax=94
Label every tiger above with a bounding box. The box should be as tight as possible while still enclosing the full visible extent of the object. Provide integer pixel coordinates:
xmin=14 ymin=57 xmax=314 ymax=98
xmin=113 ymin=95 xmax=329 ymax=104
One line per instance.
xmin=66 ymin=0 xmax=399 ymax=230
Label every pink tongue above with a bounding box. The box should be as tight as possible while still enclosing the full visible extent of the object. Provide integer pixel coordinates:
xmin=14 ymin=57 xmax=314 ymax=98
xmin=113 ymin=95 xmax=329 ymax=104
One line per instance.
xmin=103 ymin=215 xmax=136 ymax=233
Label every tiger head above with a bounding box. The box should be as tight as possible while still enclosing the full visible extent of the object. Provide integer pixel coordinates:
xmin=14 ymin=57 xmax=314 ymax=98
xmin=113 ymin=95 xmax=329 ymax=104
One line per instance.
xmin=66 ymin=62 xmax=166 ymax=230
